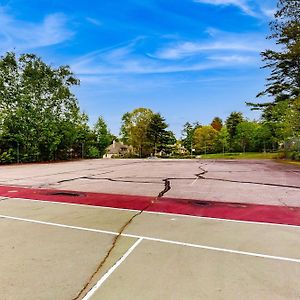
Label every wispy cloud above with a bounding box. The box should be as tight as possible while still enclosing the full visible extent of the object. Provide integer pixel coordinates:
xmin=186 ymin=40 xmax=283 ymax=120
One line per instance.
xmin=193 ymin=0 xmax=276 ymax=18
xmin=194 ymin=0 xmax=255 ymax=16
xmin=208 ymin=54 xmax=253 ymax=63
xmin=260 ymin=7 xmax=276 ymax=18
xmin=86 ymin=17 xmax=102 ymax=27
xmin=152 ymin=40 xmax=259 ymax=60
xmin=151 ymin=29 xmax=269 ymax=60
xmin=0 ymin=7 xmax=74 ymax=52
xmin=72 ymin=30 xmax=263 ymax=77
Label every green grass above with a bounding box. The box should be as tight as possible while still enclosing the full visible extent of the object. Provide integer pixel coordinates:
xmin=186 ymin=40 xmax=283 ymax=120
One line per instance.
xmin=276 ymin=159 xmax=300 ymax=167
xmin=198 ymin=152 xmax=279 ymax=159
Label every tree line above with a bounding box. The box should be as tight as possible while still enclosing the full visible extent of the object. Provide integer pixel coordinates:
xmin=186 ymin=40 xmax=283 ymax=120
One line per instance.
xmin=0 ymin=0 xmax=299 ymax=163
xmin=183 ymin=0 xmax=300 ymax=159
xmin=247 ymin=0 xmax=300 ymax=160
xmin=0 ymin=52 xmax=115 ymax=163
xmin=181 ymin=113 xmax=278 ymax=155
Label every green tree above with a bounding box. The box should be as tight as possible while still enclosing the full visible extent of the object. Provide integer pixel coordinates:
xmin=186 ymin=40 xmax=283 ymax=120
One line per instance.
xmin=254 ymin=123 xmax=275 ymax=152
xmin=247 ymin=0 xmax=300 ymax=150
xmin=120 ymin=108 xmax=154 ymax=157
xmin=235 ymin=122 xmax=259 ymax=152
xmin=225 ymin=112 xmax=244 ymax=139
xmin=215 ymin=127 xmax=230 ymax=153
xmin=160 ymin=130 xmax=177 ymax=156
xmin=0 ymin=52 xmax=85 ymax=162
xmin=147 ymin=113 xmax=168 ymax=156
xmin=181 ymin=121 xmax=201 ymax=153
xmin=94 ymin=116 xmax=113 ymax=156
xmin=193 ymin=126 xmax=218 ymax=154
xmin=225 ymin=112 xmax=244 ymax=151
xmin=258 ymin=0 xmax=300 ymax=101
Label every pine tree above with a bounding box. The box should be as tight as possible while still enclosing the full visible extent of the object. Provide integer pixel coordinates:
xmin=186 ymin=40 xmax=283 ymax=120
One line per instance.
xmin=247 ymin=0 xmax=300 ymax=142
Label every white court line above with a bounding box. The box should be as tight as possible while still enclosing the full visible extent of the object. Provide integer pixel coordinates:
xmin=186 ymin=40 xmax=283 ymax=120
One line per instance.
xmin=190 ymin=177 xmax=199 ymax=186
xmin=3 ymin=197 xmax=300 ymax=229
xmin=82 ymin=238 xmax=143 ymax=300
xmin=1 ymin=214 xmax=300 ymax=264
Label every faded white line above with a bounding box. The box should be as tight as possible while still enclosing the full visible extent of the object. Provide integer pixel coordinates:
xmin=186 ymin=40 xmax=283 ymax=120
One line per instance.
xmin=1 ymin=214 xmax=300 ymax=264
xmin=0 ymin=214 xmax=119 ymax=236
xmin=3 ymin=197 xmax=300 ymax=229
xmin=190 ymin=177 xmax=199 ymax=186
xmin=82 ymin=238 xmax=143 ymax=300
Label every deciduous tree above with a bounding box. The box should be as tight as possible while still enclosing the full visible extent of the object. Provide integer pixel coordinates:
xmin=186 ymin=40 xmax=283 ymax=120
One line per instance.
xmin=193 ymin=126 xmax=218 ymax=154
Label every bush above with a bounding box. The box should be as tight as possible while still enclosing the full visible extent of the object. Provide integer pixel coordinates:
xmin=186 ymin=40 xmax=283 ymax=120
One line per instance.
xmin=280 ymin=151 xmax=300 ymax=161
xmin=292 ymin=152 xmax=300 ymax=161
xmin=86 ymin=146 xmax=100 ymax=158
xmin=0 ymin=149 xmax=14 ymax=163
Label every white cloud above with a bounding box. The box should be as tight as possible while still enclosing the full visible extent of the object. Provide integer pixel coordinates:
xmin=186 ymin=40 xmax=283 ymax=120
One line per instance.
xmin=193 ymin=0 xmax=277 ymax=18
xmin=151 ymin=29 xmax=270 ymax=60
xmin=194 ymin=0 xmax=255 ymax=16
xmin=208 ymin=54 xmax=254 ymax=63
xmin=0 ymin=8 xmax=74 ymax=52
xmin=153 ymin=40 xmax=259 ymax=60
xmin=86 ymin=17 xmax=102 ymax=27
xmin=260 ymin=7 xmax=276 ymax=18
xmin=71 ymin=32 xmax=263 ymax=76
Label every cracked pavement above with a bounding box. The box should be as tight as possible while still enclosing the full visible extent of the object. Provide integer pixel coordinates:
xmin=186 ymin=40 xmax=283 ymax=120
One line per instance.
xmin=0 ymin=159 xmax=299 ymax=206
xmin=0 ymin=159 xmax=300 ymax=299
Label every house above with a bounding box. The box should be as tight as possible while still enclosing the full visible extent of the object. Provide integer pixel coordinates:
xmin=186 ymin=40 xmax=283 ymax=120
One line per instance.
xmin=103 ymin=141 xmax=131 ymax=158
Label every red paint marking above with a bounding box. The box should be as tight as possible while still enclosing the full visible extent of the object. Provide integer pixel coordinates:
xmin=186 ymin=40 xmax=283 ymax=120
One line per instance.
xmin=0 ymin=185 xmax=300 ymax=226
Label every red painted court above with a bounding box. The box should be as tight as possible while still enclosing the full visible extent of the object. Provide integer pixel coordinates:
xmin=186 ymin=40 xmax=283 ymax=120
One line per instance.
xmin=1 ymin=185 xmax=300 ymax=226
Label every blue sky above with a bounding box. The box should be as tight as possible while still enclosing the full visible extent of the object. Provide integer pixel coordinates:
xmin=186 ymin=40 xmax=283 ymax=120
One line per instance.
xmin=0 ymin=0 xmax=277 ymax=137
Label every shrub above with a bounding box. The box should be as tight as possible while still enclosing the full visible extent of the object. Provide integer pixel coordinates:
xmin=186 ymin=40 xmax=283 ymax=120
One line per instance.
xmin=0 ymin=149 xmax=14 ymax=163
xmin=86 ymin=146 xmax=100 ymax=158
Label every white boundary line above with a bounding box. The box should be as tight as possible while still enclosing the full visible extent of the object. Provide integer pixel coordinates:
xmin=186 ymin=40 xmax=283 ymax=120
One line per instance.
xmin=3 ymin=196 xmax=300 ymax=229
xmin=82 ymin=238 xmax=143 ymax=300
xmin=1 ymin=214 xmax=300 ymax=264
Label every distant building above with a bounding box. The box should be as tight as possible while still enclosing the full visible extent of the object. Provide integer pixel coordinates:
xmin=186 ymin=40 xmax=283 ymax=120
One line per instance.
xmin=103 ymin=141 xmax=131 ymax=158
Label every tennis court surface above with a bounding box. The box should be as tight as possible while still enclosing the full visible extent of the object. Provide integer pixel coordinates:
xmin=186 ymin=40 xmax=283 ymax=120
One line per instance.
xmin=0 ymin=159 xmax=300 ymax=299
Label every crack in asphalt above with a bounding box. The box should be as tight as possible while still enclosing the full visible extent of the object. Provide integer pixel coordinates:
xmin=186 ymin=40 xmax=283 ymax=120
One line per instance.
xmin=158 ymin=179 xmax=171 ymax=197
xmin=57 ymin=176 xmax=160 ymax=184
xmin=55 ymin=172 xmax=300 ymax=190
xmin=278 ymin=198 xmax=295 ymax=210
xmin=199 ymin=176 xmax=300 ymax=189
xmin=72 ymin=177 xmax=170 ymax=300
xmin=0 ymin=161 xmax=147 ymax=183
xmin=187 ymin=162 xmax=300 ymax=190
xmin=195 ymin=164 xmax=208 ymax=179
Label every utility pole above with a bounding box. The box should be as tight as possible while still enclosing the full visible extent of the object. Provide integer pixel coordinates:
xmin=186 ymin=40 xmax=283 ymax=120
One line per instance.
xmin=17 ymin=141 xmax=20 ymax=163
xmin=81 ymin=142 xmax=84 ymax=159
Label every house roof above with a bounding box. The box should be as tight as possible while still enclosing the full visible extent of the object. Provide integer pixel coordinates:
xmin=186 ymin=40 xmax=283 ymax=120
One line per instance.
xmin=106 ymin=142 xmax=128 ymax=154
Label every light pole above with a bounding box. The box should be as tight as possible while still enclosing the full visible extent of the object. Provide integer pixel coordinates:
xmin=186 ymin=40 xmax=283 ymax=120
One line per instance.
xmin=17 ymin=141 xmax=20 ymax=163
